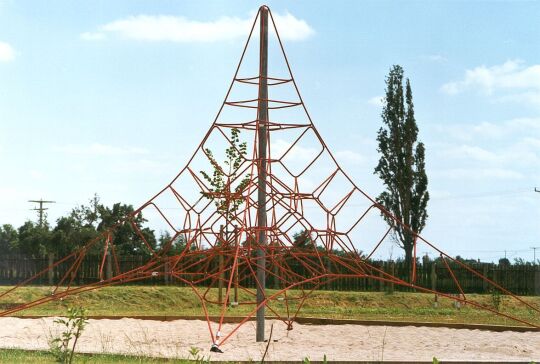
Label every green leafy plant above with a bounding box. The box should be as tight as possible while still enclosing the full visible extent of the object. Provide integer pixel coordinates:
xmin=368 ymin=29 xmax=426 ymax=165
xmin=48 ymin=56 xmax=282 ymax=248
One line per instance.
xmin=188 ymin=346 xmax=210 ymax=363
xmin=49 ymin=306 xmax=88 ymax=363
xmin=200 ymin=128 xmax=251 ymax=221
xmin=432 ymin=357 xmax=440 ymax=364
xmin=491 ymin=289 xmax=502 ymax=311
xmin=188 ymin=346 xmax=200 ymax=358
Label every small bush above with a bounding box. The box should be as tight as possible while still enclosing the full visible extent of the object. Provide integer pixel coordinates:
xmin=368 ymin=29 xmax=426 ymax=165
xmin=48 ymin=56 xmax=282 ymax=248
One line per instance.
xmin=491 ymin=290 xmax=502 ymax=311
xmin=49 ymin=306 xmax=88 ymax=363
xmin=188 ymin=346 xmax=209 ymax=363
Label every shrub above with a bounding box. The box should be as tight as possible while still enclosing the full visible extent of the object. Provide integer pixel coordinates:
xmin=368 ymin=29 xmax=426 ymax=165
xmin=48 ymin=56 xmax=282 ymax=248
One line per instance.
xmin=49 ymin=306 xmax=88 ymax=363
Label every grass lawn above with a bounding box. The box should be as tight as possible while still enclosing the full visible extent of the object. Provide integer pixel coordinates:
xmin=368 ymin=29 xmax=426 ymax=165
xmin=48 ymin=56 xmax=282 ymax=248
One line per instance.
xmin=0 ymin=349 xmax=200 ymax=363
xmin=0 ymin=285 xmax=538 ymax=327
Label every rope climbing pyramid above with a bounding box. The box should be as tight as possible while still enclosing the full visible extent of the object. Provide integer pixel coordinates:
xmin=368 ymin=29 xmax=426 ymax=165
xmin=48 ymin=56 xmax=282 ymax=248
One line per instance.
xmin=1 ymin=5 xmax=537 ymax=352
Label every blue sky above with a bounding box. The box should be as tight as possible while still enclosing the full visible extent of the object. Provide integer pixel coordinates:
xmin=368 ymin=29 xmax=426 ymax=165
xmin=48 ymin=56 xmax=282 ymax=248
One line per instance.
xmin=0 ymin=1 xmax=539 ymax=262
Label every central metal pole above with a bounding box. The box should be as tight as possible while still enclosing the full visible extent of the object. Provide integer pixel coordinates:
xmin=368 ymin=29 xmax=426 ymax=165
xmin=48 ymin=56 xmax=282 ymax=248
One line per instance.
xmin=256 ymin=5 xmax=268 ymax=343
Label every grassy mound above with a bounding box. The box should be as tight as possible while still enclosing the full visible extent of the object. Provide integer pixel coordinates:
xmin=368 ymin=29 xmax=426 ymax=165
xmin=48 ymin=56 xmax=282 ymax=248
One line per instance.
xmin=1 ymin=286 xmax=538 ymax=327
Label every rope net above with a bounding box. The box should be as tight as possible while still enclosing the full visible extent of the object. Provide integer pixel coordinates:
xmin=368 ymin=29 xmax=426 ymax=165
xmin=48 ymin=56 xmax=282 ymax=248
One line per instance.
xmin=2 ymin=6 xmax=538 ymax=349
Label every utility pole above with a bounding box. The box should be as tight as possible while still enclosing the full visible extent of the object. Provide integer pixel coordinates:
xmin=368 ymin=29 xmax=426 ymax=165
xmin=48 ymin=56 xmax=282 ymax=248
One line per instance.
xmin=534 ymin=190 xmax=539 ymax=264
xmin=256 ymin=5 xmax=269 ymax=343
xmin=531 ymin=247 xmax=540 ymax=264
xmin=29 ymin=199 xmax=55 ymax=227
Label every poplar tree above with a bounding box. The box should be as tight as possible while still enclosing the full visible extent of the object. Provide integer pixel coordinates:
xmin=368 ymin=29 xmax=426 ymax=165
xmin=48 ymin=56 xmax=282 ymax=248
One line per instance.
xmin=374 ymin=65 xmax=429 ymax=274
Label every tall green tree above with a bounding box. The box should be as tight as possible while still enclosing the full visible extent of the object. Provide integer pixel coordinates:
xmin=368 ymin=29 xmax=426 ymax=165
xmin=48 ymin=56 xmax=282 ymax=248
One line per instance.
xmin=374 ymin=65 xmax=429 ymax=274
xmin=70 ymin=193 xmax=101 ymax=228
xmin=158 ymin=231 xmax=187 ymax=255
xmin=0 ymin=224 xmax=18 ymax=254
xmin=17 ymin=221 xmax=51 ymax=257
xmin=51 ymin=216 xmax=98 ymax=256
xmin=292 ymin=230 xmax=312 ymax=249
xmin=97 ymin=203 xmax=157 ymax=256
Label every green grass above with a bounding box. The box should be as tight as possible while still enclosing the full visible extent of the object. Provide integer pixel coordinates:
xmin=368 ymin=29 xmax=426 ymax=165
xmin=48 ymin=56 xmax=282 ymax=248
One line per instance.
xmin=0 ymin=349 xmax=195 ymax=363
xmin=0 ymin=285 xmax=539 ymax=327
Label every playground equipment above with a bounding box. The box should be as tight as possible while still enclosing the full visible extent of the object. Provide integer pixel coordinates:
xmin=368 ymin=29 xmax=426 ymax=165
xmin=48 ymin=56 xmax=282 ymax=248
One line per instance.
xmin=1 ymin=5 xmax=538 ymax=352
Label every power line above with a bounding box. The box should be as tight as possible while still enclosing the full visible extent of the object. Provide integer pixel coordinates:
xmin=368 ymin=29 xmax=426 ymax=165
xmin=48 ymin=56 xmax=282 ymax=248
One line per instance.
xmin=444 ymin=248 xmax=533 ymax=253
xmin=28 ymin=199 xmax=56 ymax=227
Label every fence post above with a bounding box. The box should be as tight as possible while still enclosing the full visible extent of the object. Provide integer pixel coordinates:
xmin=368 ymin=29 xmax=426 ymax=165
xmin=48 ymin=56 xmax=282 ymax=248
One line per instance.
xmin=11 ymin=256 xmax=16 ymax=281
xmin=482 ymin=265 xmax=489 ymax=293
xmin=106 ymin=251 xmax=113 ymax=280
xmin=233 ymin=226 xmax=239 ymax=304
xmin=535 ymin=266 xmax=540 ymax=295
xmin=164 ymin=260 xmax=169 ymax=285
xmin=422 ymin=255 xmax=429 ymax=287
xmin=379 ymin=262 xmax=384 ymax=292
xmin=218 ymin=225 xmax=224 ymax=305
xmin=503 ymin=264 xmax=508 ymax=290
xmin=389 ymin=261 xmax=395 ymax=293
xmin=431 ymin=262 xmax=437 ymax=291
xmin=273 ymin=262 xmax=279 ymax=290
xmin=326 ymin=256 xmax=332 ymax=290
xmin=47 ymin=252 xmax=54 ymax=286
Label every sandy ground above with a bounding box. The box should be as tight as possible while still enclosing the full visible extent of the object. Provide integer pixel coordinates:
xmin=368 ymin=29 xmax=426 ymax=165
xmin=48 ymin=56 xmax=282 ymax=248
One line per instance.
xmin=0 ymin=317 xmax=538 ymax=362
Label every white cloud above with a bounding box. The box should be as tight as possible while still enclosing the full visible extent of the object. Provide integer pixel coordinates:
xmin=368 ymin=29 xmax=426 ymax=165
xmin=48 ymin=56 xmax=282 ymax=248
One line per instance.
xmin=522 ymin=137 xmax=540 ymax=149
xmin=367 ymin=96 xmax=384 ymax=107
xmin=271 ymin=139 xmax=318 ymax=162
xmin=442 ymin=140 xmax=540 ymax=168
xmin=81 ymin=11 xmax=314 ymax=43
xmin=443 ymin=145 xmax=498 ymax=162
xmin=422 ymin=54 xmax=447 ymax=63
xmin=441 ymin=60 xmax=540 ymax=106
xmin=271 ymin=12 xmax=314 ymax=41
xmin=498 ymin=91 xmax=540 ymax=106
xmin=334 ymin=150 xmax=365 ymax=164
xmin=54 ymin=143 xmax=149 ymax=156
xmin=271 ymin=139 xmax=365 ymax=176
xmin=433 ymin=116 xmax=540 ymax=183
xmin=435 ymin=117 xmax=540 ymax=142
xmin=0 ymin=41 xmax=15 ymax=62
xmin=440 ymin=168 xmax=524 ymax=180
xmin=80 ymin=32 xmax=106 ymax=41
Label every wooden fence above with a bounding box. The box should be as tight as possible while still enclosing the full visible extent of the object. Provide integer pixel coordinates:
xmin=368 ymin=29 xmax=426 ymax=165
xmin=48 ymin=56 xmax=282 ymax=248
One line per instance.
xmin=0 ymin=254 xmax=538 ymax=295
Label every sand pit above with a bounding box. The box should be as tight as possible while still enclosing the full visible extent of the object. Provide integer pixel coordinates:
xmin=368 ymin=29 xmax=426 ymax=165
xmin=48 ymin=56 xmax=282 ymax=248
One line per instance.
xmin=0 ymin=317 xmax=538 ymax=361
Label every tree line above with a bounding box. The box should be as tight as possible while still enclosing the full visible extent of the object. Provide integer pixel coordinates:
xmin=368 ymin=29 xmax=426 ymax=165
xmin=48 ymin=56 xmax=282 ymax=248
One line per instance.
xmin=0 ymin=194 xmax=323 ymax=259
xmin=0 ymin=195 xmax=172 ymax=257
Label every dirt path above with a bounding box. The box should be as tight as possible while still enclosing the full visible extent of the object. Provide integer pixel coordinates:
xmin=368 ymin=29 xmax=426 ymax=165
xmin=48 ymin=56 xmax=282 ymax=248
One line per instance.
xmin=0 ymin=317 xmax=538 ymax=361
